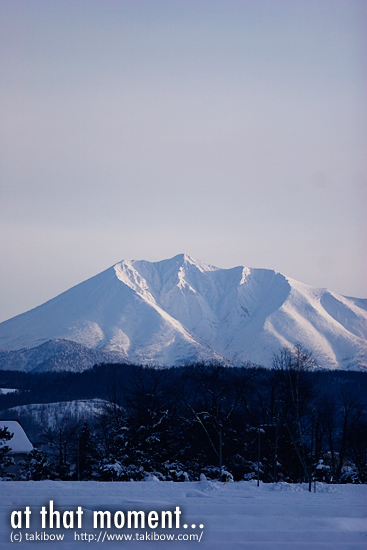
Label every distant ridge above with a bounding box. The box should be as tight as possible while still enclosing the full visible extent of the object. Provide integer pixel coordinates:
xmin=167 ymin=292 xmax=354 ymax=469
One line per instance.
xmin=0 ymin=254 xmax=366 ymax=371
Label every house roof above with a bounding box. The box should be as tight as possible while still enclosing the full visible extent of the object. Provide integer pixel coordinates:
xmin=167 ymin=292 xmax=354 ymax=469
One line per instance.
xmin=0 ymin=420 xmax=33 ymax=454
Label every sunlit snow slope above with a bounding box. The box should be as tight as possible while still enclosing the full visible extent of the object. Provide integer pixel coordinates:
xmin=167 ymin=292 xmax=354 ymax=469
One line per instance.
xmin=0 ymin=254 xmax=366 ymax=371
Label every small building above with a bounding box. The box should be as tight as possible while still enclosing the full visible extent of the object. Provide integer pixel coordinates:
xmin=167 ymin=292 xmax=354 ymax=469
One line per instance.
xmin=0 ymin=420 xmax=33 ymax=479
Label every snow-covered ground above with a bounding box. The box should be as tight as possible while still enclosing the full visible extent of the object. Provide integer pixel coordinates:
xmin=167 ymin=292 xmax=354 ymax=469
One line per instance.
xmin=1 ymin=480 xmax=366 ymax=549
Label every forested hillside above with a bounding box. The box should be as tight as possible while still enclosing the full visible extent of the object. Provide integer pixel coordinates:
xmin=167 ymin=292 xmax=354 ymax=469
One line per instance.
xmin=1 ymin=347 xmax=366 ymax=484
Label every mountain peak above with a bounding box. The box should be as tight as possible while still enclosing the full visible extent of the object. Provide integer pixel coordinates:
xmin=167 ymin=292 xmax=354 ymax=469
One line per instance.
xmin=128 ymin=253 xmax=218 ymax=272
xmin=0 ymin=255 xmax=366 ymax=371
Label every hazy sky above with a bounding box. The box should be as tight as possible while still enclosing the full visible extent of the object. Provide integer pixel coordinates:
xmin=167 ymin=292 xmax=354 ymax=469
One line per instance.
xmin=1 ymin=0 xmax=366 ymax=322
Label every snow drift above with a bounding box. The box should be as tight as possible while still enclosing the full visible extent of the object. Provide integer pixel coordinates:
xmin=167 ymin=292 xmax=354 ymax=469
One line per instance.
xmin=1 ymin=481 xmax=366 ymax=550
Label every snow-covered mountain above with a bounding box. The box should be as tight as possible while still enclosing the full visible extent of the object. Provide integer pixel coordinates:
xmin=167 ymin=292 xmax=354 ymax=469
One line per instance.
xmin=0 ymin=339 xmax=123 ymax=373
xmin=0 ymin=254 xmax=366 ymax=371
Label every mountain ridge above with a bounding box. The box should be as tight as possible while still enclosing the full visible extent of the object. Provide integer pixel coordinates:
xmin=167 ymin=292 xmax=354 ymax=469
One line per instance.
xmin=0 ymin=254 xmax=366 ymax=371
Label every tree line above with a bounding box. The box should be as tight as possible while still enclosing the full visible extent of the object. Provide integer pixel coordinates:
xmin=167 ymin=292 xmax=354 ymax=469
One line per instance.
xmin=1 ymin=345 xmax=366 ymax=484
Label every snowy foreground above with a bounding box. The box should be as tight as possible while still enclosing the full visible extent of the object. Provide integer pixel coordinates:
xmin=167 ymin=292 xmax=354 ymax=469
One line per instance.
xmin=1 ymin=480 xmax=366 ymax=549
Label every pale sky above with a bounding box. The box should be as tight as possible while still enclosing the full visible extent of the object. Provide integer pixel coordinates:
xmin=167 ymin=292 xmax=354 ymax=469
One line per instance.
xmin=1 ymin=0 xmax=366 ymax=323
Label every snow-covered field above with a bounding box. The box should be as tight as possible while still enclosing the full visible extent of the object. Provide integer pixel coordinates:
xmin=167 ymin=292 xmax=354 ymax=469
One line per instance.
xmin=1 ymin=480 xmax=366 ymax=549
